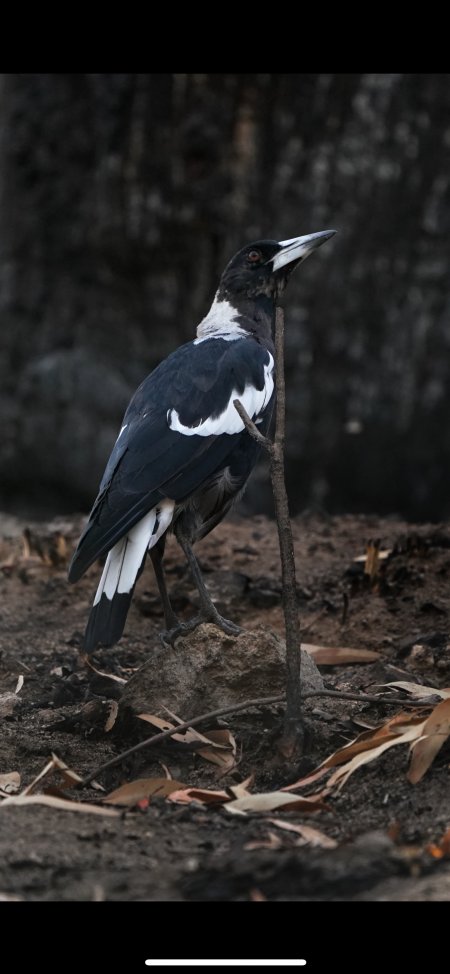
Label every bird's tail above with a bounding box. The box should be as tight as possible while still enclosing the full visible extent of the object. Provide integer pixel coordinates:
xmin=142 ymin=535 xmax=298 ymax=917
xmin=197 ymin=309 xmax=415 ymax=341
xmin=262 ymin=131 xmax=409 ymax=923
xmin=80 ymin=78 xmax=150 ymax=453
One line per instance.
xmin=83 ymin=501 xmax=174 ymax=652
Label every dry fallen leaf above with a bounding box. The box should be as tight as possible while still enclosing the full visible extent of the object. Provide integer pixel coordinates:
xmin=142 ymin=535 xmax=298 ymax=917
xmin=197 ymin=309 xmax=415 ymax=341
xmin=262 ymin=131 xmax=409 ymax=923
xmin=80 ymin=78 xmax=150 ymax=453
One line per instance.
xmin=302 ymin=644 xmax=381 ymax=665
xmin=382 ymin=681 xmax=450 ymax=700
xmin=353 ymin=549 xmax=392 ymax=563
xmin=104 ymin=700 xmax=119 ymax=733
xmin=244 ymin=831 xmax=284 ymax=851
xmin=29 ymin=753 xmax=83 ymax=794
xmin=160 ymin=709 xmax=236 ymax=762
xmin=103 ymin=777 xmax=185 ymax=806
xmin=228 ymin=774 xmax=255 ymax=799
xmin=21 ymin=753 xmax=103 ymax=796
xmin=160 ymin=708 xmax=224 ymax=745
xmin=83 ymin=656 xmax=127 ymax=685
xmin=321 ymin=711 xmax=426 ymax=770
xmin=138 ymin=713 xmax=236 ymax=769
xmin=0 ymin=772 xmax=21 ymax=797
xmin=138 ymin=713 xmax=215 ymax=746
xmin=225 ymin=791 xmax=325 ymax=816
xmin=267 ymin=818 xmax=337 ymax=848
xmin=326 ymin=720 xmax=426 ymax=791
xmin=22 ymin=526 xmax=68 ymax=566
xmin=408 ymin=698 xmax=450 ymax=784
xmin=197 ymin=728 xmax=237 ymax=771
xmin=167 ymin=787 xmax=230 ymax=805
xmin=363 ymin=539 xmax=384 ymax=581
xmin=0 ymin=794 xmax=119 ymax=816
xmin=285 ymin=705 xmax=448 ymax=795
xmin=20 ymin=758 xmax=56 ymax=795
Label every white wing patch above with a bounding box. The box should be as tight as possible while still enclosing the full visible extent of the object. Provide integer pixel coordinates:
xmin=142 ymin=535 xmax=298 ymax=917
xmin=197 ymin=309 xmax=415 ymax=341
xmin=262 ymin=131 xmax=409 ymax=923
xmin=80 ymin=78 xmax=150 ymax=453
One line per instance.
xmin=168 ymin=354 xmax=274 ymax=437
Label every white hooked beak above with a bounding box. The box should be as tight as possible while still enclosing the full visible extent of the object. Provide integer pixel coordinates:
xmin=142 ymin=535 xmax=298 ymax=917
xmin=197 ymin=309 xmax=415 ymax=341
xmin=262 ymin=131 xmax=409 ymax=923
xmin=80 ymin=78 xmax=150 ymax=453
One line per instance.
xmin=272 ymin=229 xmax=337 ymax=272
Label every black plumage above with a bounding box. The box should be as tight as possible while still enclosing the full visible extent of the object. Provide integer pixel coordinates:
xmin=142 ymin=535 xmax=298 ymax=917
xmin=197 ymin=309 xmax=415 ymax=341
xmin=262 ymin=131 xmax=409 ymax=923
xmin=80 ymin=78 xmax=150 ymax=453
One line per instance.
xmin=69 ymin=231 xmax=336 ymax=650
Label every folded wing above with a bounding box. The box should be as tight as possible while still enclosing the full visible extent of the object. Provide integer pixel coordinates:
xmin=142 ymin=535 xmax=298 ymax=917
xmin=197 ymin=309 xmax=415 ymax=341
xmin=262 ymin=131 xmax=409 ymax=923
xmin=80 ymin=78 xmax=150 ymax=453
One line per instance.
xmin=68 ymin=336 xmax=274 ymax=582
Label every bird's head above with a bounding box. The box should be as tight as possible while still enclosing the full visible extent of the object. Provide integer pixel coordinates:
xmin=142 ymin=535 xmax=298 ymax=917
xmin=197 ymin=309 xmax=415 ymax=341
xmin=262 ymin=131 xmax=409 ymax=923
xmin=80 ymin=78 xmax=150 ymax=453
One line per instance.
xmin=218 ymin=230 xmax=337 ymax=302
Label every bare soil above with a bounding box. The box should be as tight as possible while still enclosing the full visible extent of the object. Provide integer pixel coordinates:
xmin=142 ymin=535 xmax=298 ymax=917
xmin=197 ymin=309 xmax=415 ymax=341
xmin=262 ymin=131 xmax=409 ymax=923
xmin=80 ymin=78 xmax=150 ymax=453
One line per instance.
xmin=1 ymin=511 xmax=450 ymax=903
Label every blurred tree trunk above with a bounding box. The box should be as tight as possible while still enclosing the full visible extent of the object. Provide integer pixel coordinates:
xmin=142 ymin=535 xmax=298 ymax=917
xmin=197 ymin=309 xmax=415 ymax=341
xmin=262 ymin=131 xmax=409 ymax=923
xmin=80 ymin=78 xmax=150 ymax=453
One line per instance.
xmin=0 ymin=73 xmax=449 ymax=519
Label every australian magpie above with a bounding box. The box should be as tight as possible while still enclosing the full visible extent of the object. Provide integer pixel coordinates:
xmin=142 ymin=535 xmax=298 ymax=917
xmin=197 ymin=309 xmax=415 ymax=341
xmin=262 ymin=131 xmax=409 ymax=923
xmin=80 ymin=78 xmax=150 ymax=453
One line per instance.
xmin=69 ymin=230 xmax=336 ymax=651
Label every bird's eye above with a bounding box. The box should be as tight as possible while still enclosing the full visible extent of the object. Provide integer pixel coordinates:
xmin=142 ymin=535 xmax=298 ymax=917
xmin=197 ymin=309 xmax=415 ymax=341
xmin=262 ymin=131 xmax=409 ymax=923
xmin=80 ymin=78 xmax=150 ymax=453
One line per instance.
xmin=247 ymin=250 xmax=262 ymax=263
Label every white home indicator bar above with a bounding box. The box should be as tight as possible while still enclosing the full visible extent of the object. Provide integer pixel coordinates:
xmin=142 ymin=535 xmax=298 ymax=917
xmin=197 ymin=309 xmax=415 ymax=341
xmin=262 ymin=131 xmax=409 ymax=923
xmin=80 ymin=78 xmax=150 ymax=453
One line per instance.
xmin=145 ymin=963 xmax=307 ymax=968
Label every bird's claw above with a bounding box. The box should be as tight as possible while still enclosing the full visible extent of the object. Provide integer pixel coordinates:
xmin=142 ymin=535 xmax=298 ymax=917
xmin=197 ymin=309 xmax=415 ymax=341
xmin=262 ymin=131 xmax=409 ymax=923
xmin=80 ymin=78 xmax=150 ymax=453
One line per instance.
xmin=213 ymin=615 xmax=243 ymax=637
xmin=159 ymin=611 xmax=243 ymax=647
xmin=159 ymin=619 xmax=198 ymax=647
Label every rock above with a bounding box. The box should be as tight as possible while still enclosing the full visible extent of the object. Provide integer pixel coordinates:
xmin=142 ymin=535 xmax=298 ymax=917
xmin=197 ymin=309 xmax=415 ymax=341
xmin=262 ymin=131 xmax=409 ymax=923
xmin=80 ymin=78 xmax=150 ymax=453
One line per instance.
xmin=121 ymin=623 xmax=323 ymax=718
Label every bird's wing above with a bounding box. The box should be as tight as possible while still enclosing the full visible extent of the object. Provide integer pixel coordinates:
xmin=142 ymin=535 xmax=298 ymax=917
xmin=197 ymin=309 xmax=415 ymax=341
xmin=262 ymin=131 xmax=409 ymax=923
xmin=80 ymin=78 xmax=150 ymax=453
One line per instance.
xmin=68 ymin=337 xmax=274 ymax=581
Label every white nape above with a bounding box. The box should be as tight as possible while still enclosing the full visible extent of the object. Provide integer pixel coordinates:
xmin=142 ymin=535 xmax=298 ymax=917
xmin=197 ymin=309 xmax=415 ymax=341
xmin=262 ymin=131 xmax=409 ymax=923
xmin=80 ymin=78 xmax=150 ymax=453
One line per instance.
xmin=168 ymin=354 xmax=274 ymax=437
xmin=93 ymin=499 xmax=174 ymax=604
xmin=194 ymin=294 xmax=246 ymax=344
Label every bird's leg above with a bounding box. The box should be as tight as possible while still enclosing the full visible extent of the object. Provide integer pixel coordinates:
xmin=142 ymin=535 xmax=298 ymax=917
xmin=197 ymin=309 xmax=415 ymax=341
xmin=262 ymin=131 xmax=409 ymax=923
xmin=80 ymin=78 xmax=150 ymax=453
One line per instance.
xmin=175 ymin=533 xmax=243 ymax=638
xmin=149 ymin=536 xmax=180 ymax=631
xmin=151 ymin=534 xmax=222 ymax=647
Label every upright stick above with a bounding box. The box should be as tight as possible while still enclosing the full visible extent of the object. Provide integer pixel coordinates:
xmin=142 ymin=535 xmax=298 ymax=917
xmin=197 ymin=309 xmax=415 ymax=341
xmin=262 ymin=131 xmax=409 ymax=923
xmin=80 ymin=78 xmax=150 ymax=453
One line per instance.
xmin=234 ymin=307 xmax=303 ymax=757
xmin=271 ymin=308 xmax=303 ymax=755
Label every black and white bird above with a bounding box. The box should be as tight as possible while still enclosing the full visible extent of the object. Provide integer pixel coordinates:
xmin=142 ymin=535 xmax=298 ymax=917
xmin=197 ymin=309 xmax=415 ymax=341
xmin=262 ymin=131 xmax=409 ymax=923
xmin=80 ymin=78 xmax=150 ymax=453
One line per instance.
xmin=69 ymin=230 xmax=336 ymax=651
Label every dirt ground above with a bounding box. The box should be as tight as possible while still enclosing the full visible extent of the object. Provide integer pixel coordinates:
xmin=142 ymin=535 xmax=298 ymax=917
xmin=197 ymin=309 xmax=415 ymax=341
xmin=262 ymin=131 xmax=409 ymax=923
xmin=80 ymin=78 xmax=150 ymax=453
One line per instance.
xmin=1 ymin=510 xmax=450 ymax=903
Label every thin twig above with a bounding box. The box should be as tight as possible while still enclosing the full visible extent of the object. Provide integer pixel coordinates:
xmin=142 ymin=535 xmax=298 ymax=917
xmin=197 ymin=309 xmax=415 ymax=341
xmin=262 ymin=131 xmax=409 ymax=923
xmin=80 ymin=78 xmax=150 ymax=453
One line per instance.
xmin=78 ymin=695 xmax=284 ymax=787
xmin=233 ymin=401 xmax=270 ymax=449
xmin=304 ymin=689 xmax=423 ymax=706
xmin=77 ymin=687 xmax=421 ymax=788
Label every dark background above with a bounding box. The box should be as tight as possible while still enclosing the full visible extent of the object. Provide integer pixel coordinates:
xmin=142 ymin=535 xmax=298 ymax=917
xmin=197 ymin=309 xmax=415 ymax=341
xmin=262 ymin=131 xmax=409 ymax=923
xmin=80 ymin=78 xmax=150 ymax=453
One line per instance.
xmin=1 ymin=73 xmax=449 ymax=520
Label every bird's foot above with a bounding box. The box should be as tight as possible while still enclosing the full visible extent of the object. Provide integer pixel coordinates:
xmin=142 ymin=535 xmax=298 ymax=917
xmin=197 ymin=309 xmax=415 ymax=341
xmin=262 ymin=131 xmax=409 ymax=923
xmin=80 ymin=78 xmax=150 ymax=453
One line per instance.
xmin=208 ymin=612 xmax=243 ymax=637
xmin=159 ymin=617 xmax=199 ymax=647
xmin=159 ymin=610 xmax=243 ymax=647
